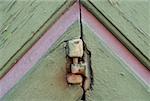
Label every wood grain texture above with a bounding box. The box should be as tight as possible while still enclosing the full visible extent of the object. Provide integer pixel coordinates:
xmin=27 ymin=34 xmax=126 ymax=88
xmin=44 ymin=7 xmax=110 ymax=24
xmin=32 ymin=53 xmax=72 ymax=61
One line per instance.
xmin=1 ymin=1 xmax=150 ymax=100
xmin=1 ymin=21 xmax=83 ymax=101
xmin=81 ymin=0 xmax=150 ymax=69
xmin=0 ymin=3 xmax=80 ymax=98
xmin=82 ymin=24 xmax=150 ymax=101
xmin=0 ymin=0 xmax=76 ymax=77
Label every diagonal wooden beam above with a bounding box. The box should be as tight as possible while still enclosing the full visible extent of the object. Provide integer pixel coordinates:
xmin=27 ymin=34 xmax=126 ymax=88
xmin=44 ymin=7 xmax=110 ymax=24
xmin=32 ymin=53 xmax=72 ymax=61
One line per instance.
xmin=0 ymin=0 xmax=76 ymax=78
xmin=0 ymin=2 xmax=80 ymax=98
xmin=81 ymin=5 xmax=150 ymax=91
xmin=81 ymin=0 xmax=150 ymax=70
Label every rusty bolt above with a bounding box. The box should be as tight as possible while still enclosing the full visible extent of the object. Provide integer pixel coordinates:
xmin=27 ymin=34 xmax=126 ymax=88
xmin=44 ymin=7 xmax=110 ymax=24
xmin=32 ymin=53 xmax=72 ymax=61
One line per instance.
xmin=67 ymin=39 xmax=83 ymax=58
xmin=67 ymin=74 xmax=83 ymax=85
xmin=71 ymin=63 xmax=86 ymax=74
xmin=72 ymin=58 xmax=78 ymax=64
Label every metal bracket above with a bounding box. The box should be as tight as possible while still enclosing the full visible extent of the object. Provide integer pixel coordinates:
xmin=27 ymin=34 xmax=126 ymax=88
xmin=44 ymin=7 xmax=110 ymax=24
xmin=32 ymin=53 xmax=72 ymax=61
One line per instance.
xmin=66 ymin=38 xmax=91 ymax=91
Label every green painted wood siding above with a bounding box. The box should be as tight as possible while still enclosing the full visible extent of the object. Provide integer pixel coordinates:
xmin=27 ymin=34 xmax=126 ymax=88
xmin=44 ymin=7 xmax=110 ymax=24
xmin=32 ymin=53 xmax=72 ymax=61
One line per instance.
xmin=0 ymin=0 xmax=75 ymax=77
xmin=83 ymin=24 xmax=150 ymax=101
xmin=89 ymin=0 xmax=150 ymax=59
xmin=1 ymin=0 xmax=150 ymax=101
xmin=2 ymin=21 xmax=82 ymax=101
xmin=81 ymin=0 xmax=150 ymax=69
xmin=2 ymin=22 xmax=150 ymax=101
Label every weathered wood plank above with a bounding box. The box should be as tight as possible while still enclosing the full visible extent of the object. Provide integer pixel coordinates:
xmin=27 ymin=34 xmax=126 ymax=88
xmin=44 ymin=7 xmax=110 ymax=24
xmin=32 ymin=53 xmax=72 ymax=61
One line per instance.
xmin=81 ymin=0 xmax=150 ymax=69
xmin=0 ymin=0 xmax=76 ymax=77
xmin=1 ymin=21 xmax=83 ymax=101
xmin=83 ymin=24 xmax=150 ymax=101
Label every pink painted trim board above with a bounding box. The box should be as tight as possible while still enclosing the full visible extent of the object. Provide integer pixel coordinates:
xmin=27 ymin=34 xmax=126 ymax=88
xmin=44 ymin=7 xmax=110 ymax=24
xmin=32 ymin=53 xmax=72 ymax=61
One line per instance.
xmin=0 ymin=3 xmax=79 ymax=98
xmin=81 ymin=6 xmax=150 ymax=88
